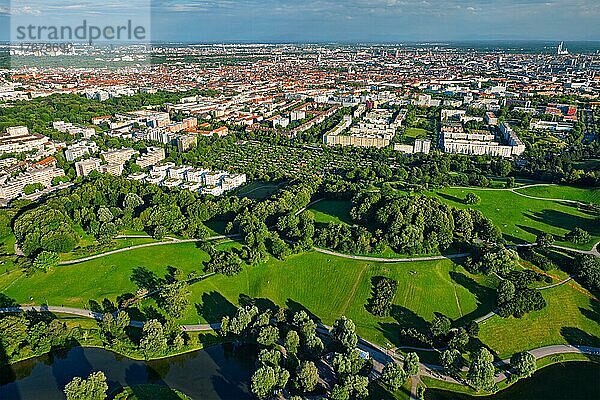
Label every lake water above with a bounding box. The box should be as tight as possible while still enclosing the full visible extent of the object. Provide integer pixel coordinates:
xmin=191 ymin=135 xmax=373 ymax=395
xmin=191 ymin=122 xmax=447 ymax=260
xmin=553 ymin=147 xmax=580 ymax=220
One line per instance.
xmin=0 ymin=345 xmax=254 ymax=400
xmin=1 ymin=347 xmax=598 ymax=400
xmin=426 ymin=361 xmax=600 ymax=400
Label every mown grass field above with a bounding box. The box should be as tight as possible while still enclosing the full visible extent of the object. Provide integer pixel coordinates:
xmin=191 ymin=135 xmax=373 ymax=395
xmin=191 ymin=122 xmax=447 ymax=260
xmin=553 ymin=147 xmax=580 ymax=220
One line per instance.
xmin=177 ymin=252 xmax=497 ymax=347
xmin=1 ymin=239 xmax=598 ymax=359
xmin=478 ymin=283 xmax=600 ymax=359
xmin=514 ymin=185 xmax=600 ymax=205
xmin=309 ymin=199 xmax=354 ymax=225
xmin=1 ymin=242 xmax=210 ymax=308
xmin=234 ymin=181 xmax=282 ymax=199
xmin=431 ymin=187 xmax=600 ymax=250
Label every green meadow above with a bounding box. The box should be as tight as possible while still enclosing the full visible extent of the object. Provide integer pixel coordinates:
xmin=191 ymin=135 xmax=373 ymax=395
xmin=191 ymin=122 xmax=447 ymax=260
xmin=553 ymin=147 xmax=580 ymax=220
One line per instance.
xmin=431 ymin=187 xmax=600 ymax=250
xmin=514 ymin=185 xmax=600 ymax=205
xmin=309 ymin=199 xmax=354 ymax=225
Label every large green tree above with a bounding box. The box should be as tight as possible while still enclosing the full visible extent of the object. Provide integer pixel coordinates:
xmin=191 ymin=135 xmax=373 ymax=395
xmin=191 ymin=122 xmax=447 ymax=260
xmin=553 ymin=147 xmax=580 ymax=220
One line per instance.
xmin=63 ymin=371 xmax=108 ymax=400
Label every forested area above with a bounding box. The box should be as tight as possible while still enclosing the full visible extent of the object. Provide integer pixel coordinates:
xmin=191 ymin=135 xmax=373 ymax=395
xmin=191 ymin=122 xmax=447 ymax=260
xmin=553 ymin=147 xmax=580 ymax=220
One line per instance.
xmin=314 ymin=191 xmax=501 ymax=256
xmin=0 ymin=89 xmax=218 ymax=133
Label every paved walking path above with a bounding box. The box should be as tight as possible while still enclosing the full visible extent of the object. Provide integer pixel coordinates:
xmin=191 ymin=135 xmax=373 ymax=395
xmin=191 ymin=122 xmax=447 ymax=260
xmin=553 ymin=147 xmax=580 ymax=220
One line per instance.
xmin=475 ymin=275 xmax=575 ymax=324
xmin=58 ymin=234 xmax=240 ymax=265
xmin=313 ymin=247 xmax=471 ymax=263
xmin=1 ymin=305 xmax=599 ymax=393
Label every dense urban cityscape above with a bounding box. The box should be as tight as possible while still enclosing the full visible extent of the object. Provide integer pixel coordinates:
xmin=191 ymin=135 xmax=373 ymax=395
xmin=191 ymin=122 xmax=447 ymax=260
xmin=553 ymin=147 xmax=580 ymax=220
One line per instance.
xmin=0 ymin=6 xmax=599 ymax=400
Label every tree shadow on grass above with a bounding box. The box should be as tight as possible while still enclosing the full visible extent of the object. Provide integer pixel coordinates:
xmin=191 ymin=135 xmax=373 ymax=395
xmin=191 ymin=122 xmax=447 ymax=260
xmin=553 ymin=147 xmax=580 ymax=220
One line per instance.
xmin=238 ymin=294 xmax=277 ymax=314
xmin=131 ymin=266 xmax=164 ymax=292
xmin=0 ymin=293 xmax=19 ymax=308
xmin=515 ymin=224 xmax=545 ymax=240
xmin=502 ymin=232 xmax=527 ymax=245
xmin=525 ymin=209 xmax=600 ymax=236
xmin=285 ymin=299 xmax=322 ymax=324
xmin=449 ymin=271 xmax=497 ymax=326
xmin=561 ymin=327 xmax=600 ymax=348
xmin=437 ymin=192 xmax=465 ymax=205
xmin=378 ymin=305 xmax=430 ymax=348
xmin=195 ymin=291 xmax=237 ymax=323
xmin=579 ymin=298 xmax=600 ymax=325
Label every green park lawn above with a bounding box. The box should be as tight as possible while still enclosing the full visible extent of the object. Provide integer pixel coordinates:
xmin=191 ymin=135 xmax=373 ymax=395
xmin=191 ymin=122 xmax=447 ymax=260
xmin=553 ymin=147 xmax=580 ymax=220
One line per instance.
xmin=234 ymin=181 xmax=282 ymax=199
xmin=514 ymin=185 xmax=600 ymax=205
xmin=173 ymin=252 xmax=498 ymax=348
xmin=1 ymin=242 xmax=211 ymax=308
xmin=1 ymin=238 xmax=597 ymax=360
xmin=308 ymin=199 xmax=354 ymax=225
xmin=478 ymin=283 xmax=600 ymax=359
xmin=431 ymin=187 xmax=600 ymax=250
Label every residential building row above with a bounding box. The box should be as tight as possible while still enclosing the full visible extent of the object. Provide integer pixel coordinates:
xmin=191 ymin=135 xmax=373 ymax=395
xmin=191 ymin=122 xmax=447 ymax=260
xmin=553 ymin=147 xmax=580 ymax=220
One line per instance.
xmin=0 ymin=157 xmax=65 ymax=202
xmin=129 ymin=163 xmax=247 ymax=197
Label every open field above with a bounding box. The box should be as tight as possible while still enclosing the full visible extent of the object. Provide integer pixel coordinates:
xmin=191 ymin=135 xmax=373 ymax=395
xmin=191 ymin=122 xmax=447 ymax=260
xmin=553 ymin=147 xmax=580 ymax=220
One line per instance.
xmin=478 ymin=283 xmax=600 ymax=359
xmin=234 ymin=181 xmax=283 ymax=199
xmin=1 ymin=242 xmax=211 ymax=308
xmin=2 ymin=238 xmax=598 ymax=359
xmin=514 ymin=185 xmax=600 ymax=205
xmin=308 ymin=199 xmax=354 ymax=225
xmin=431 ymin=187 xmax=600 ymax=250
xmin=177 ymin=252 xmax=497 ymax=347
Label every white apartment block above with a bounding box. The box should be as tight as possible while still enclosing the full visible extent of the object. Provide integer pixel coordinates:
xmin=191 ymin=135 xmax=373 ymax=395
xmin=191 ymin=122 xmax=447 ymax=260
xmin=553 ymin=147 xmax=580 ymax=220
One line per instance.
xmin=75 ymin=158 xmax=102 ymax=177
xmin=272 ymin=116 xmax=290 ymax=128
xmin=394 ymin=139 xmax=432 ymax=155
xmin=221 ymin=174 xmax=247 ymax=191
xmin=204 ymin=171 xmax=227 ymax=187
xmin=290 ymin=110 xmax=306 ymax=121
xmin=0 ymin=166 xmax=65 ymax=200
xmin=64 ymin=141 xmax=99 ymax=162
xmin=168 ymin=165 xmax=191 ymax=180
xmin=101 ymin=163 xmax=124 ymax=176
xmin=185 ymin=168 xmax=209 ymax=183
xmin=529 ymin=120 xmax=574 ymax=132
xmin=101 ymin=148 xmax=137 ymax=166
xmin=143 ymin=129 xmax=172 ymax=144
xmin=53 ymin=121 xmax=96 ymax=138
xmin=0 ymin=126 xmax=49 ymax=155
xmin=150 ymin=162 xmax=176 ymax=179
xmin=136 ymin=147 xmax=166 ymax=169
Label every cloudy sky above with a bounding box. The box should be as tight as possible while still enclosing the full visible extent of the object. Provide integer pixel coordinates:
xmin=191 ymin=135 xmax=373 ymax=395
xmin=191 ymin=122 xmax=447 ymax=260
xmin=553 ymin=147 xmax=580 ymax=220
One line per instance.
xmin=1 ymin=0 xmax=599 ymax=42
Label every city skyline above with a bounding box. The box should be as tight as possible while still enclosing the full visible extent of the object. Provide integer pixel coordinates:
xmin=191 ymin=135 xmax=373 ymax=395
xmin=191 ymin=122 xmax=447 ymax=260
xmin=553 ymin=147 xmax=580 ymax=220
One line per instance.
xmin=0 ymin=0 xmax=599 ymax=43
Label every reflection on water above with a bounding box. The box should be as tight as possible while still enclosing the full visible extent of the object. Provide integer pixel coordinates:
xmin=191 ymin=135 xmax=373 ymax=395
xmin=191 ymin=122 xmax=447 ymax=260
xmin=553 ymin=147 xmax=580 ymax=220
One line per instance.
xmin=2 ymin=347 xmax=598 ymax=400
xmin=426 ymin=362 xmax=600 ymax=400
xmin=0 ymin=344 xmax=254 ymax=400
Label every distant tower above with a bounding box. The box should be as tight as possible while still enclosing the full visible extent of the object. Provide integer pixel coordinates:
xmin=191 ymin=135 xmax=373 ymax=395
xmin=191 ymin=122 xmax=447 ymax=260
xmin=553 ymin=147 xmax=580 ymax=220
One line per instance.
xmin=317 ymin=53 xmax=322 ymax=63
xmin=557 ymin=41 xmax=569 ymax=55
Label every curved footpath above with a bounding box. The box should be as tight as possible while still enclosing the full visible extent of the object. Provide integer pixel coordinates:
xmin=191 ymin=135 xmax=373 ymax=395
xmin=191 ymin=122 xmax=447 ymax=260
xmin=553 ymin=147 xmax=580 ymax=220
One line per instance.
xmin=59 ymin=234 xmax=240 ymax=265
xmin=56 ymin=187 xmax=599 ymax=266
xmin=1 ymin=305 xmax=599 ymax=400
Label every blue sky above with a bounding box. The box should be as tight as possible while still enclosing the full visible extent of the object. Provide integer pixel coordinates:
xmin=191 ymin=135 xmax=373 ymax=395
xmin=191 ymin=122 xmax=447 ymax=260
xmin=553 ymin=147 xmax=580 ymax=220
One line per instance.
xmin=1 ymin=0 xmax=599 ymax=43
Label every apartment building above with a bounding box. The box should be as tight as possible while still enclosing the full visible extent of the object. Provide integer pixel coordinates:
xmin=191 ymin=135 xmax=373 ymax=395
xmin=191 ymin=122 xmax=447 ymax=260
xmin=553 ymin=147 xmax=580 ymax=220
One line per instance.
xmin=64 ymin=141 xmax=99 ymax=162
xmin=75 ymin=158 xmax=102 ymax=177
xmin=0 ymin=165 xmax=65 ymax=201
xmin=53 ymin=121 xmax=96 ymax=138
xmin=442 ymin=123 xmax=525 ymax=158
xmin=394 ymin=139 xmax=432 ymax=155
xmin=176 ymin=134 xmax=198 ymax=152
xmin=136 ymin=147 xmax=166 ymax=169
xmin=100 ymin=148 xmax=137 ymax=166
xmin=185 ymin=168 xmax=209 ymax=183
xmin=0 ymin=126 xmax=49 ymax=154
xmin=323 ymin=115 xmax=391 ymax=148
xmin=221 ymin=174 xmax=247 ymax=191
